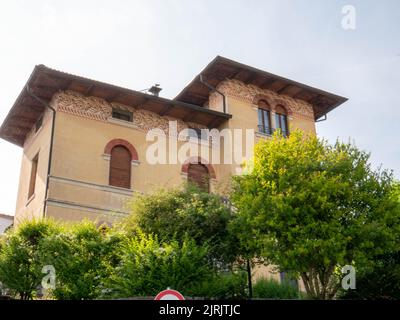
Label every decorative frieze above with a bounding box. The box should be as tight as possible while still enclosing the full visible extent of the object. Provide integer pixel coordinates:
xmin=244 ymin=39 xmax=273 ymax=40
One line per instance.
xmin=54 ymin=90 xmax=111 ymax=121
xmin=52 ymin=90 xmax=207 ymax=134
xmin=209 ymin=79 xmax=315 ymax=120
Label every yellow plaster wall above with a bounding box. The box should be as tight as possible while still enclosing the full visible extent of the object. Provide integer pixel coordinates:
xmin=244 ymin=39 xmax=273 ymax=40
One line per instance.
xmin=14 ymin=109 xmax=52 ymax=224
xmin=45 ymin=111 xmax=222 ymax=222
xmin=45 ymin=204 xmax=124 ymax=224
xmin=14 ymin=80 xmax=316 ymax=225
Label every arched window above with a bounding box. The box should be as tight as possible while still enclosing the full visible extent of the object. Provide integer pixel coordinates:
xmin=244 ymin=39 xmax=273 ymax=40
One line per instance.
xmin=275 ymin=105 xmax=289 ymax=137
xmin=109 ymin=145 xmax=131 ymax=189
xmin=257 ymin=100 xmax=272 ymax=135
xmin=188 ymin=163 xmax=210 ymax=193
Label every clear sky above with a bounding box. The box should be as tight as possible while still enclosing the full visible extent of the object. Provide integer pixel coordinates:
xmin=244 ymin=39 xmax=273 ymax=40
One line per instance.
xmin=0 ymin=0 xmax=399 ymax=215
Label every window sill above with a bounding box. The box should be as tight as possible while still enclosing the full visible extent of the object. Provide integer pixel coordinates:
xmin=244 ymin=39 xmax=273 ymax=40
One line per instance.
xmin=108 ymin=185 xmax=134 ymax=193
xmin=255 ymin=131 xmax=273 ymax=138
xmin=108 ymin=117 xmax=139 ymax=130
xmin=26 ymin=194 xmax=35 ymax=207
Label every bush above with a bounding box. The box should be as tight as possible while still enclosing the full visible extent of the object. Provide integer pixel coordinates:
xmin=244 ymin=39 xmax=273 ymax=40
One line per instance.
xmin=124 ymin=185 xmax=236 ymax=266
xmin=39 ymin=221 xmax=123 ymax=300
xmin=106 ymin=231 xmax=214 ymax=298
xmin=253 ymin=278 xmax=300 ymax=299
xmin=187 ymin=272 xmax=248 ymax=299
xmin=0 ymin=219 xmax=61 ymax=299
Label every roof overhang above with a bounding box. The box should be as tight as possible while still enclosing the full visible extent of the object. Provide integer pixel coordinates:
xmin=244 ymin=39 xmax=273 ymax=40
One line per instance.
xmin=0 ymin=65 xmax=232 ymax=147
xmin=174 ymin=56 xmax=348 ymax=120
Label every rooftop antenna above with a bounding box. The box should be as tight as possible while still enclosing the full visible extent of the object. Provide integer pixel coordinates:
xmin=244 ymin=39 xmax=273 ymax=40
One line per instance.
xmin=148 ymin=84 xmax=162 ymax=97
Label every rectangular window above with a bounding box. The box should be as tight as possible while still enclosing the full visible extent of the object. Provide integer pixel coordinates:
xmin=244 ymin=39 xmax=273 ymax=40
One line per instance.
xmin=257 ymin=108 xmax=271 ymax=134
xmin=112 ymin=109 xmax=133 ymax=122
xmin=28 ymin=153 xmax=39 ymax=200
xmin=188 ymin=127 xmax=208 ymax=140
xmin=275 ymin=114 xmax=288 ymax=137
xmin=257 ymin=109 xmax=263 ymax=127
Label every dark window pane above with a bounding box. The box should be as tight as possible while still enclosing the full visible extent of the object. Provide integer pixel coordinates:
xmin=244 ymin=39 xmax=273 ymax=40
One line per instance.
xmin=112 ymin=109 xmax=133 ymax=122
xmin=188 ymin=128 xmax=199 ymax=139
xmin=28 ymin=153 xmax=39 ymax=199
xmin=35 ymin=117 xmax=43 ymax=133
xmin=281 ymin=115 xmax=287 ymax=132
xmin=258 ymin=108 xmax=272 ymax=134
xmin=258 ymin=109 xmax=263 ymax=126
xmin=275 ymin=113 xmax=280 ymax=128
xmin=275 ymin=113 xmax=289 ymax=137
xmin=263 ymin=110 xmax=270 ymax=128
xmin=188 ymin=128 xmax=207 ymax=140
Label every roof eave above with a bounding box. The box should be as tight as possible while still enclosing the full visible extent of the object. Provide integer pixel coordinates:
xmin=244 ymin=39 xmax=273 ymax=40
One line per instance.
xmin=174 ymin=55 xmax=348 ymax=121
xmin=0 ymin=65 xmax=232 ymax=148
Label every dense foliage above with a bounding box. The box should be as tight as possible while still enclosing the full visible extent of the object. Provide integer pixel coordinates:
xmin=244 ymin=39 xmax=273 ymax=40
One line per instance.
xmin=339 ymin=250 xmax=400 ymax=300
xmin=105 ymin=231 xmax=212 ymax=297
xmin=0 ymin=219 xmax=60 ymax=299
xmin=1 ymin=133 xmax=398 ymax=300
xmin=187 ymin=272 xmax=248 ymax=299
xmin=0 ymin=218 xmax=245 ymax=299
xmin=39 ymin=222 xmax=123 ymax=299
xmin=232 ymin=130 xmax=400 ymax=299
xmin=253 ymin=277 xmax=300 ymax=299
xmin=124 ymin=185 xmax=236 ymax=266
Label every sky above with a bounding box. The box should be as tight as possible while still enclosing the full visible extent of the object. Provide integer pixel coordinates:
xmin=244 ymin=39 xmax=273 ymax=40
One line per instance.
xmin=0 ymin=0 xmax=399 ymax=215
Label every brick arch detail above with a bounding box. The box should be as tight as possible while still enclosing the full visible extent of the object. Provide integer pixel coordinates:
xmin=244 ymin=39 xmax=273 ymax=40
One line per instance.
xmin=181 ymin=156 xmax=216 ymax=179
xmin=273 ymin=99 xmax=293 ymax=115
xmin=252 ymin=94 xmax=274 ymax=110
xmin=104 ymin=139 xmax=139 ymax=161
xmin=252 ymin=94 xmax=293 ymax=115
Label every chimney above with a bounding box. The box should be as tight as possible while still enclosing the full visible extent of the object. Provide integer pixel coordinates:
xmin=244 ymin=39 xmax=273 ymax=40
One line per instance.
xmin=149 ymin=84 xmax=162 ymax=97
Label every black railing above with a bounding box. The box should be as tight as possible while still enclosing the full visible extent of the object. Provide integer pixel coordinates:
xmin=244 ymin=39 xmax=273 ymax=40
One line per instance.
xmin=257 ymin=125 xmax=289 ymax=137
xmin=257 ymin=125 xmax=273 ymax=135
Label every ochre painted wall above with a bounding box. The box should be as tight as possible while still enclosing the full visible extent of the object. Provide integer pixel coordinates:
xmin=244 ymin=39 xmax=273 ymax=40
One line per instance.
xmin=14 ymin=79 xmax=316 ymax=225
xmin=14 ymin=109 xmax=52 ymax=224
xmin=44 ymin=110 xmax=221 ymax=222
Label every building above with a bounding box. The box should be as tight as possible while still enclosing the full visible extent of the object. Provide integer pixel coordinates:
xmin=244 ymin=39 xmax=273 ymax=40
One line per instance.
xmin=0 ymin=213 xmax=13 ymax=234
xmin=0 ymin=56 xmax=347 ymax=226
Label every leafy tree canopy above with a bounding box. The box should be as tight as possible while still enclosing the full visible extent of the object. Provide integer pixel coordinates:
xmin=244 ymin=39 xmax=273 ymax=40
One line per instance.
xmin=231 ymin=130 xmax=400 ymax=299
xmin=123 ymin=184 xmax=237 ymax=266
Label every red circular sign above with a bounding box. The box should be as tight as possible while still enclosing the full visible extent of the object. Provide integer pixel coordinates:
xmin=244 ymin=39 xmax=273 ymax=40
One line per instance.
xmin=154 ymin=289 xmax=185 ymax=300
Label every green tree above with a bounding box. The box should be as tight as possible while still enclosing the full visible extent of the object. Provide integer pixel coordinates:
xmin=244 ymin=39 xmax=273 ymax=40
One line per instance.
xmin=228 ymin=209 xmax=263 ymax=298
xmin=339 ymin=250 xmax=400 ymax=300
xmin=0 ymin=219 xmax=60 ymax=299
xmin=340 ymin=183 xmax=400 ymax=299
xmin=39 ymin=221 xmax=123 ymax=299
xmin=231 ymin=130 xmax=400 ymax=299
xmin=124 ymin=184 xmax=236 ymax=266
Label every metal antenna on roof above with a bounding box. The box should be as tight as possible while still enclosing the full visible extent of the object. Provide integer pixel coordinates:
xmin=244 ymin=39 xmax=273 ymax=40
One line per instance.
xmin=139 ymin=84 xmax=162 ymax=96
xmin=148 ymin=84 xmax=162 ymax=97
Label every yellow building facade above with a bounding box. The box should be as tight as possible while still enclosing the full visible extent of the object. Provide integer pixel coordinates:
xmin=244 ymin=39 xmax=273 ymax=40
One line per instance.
xmin=0 ymin=56 xmax=346 ymax=228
